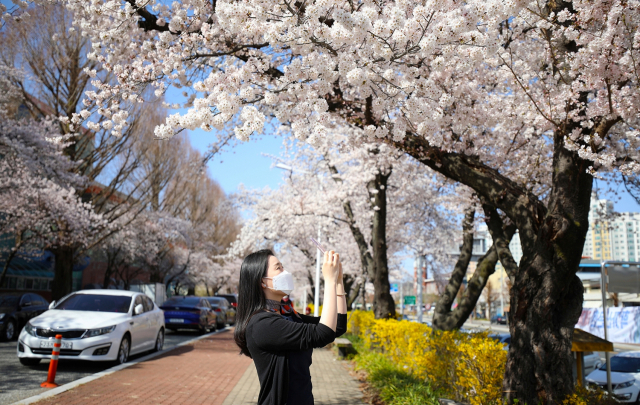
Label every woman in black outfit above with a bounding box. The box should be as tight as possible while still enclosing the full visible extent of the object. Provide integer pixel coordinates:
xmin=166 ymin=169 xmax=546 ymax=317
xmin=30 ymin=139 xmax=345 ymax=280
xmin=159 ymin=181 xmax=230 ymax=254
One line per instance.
xmin=234 ymin=249 xmax=348 ymax=405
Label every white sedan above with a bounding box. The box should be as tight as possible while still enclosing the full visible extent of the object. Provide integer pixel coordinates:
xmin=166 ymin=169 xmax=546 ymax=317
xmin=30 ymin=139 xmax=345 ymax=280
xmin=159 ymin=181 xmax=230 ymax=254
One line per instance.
xmin=17 ymin=290 xmax=165 ymax=366
xmin=586 ymin=351 xmax=640 ymax=403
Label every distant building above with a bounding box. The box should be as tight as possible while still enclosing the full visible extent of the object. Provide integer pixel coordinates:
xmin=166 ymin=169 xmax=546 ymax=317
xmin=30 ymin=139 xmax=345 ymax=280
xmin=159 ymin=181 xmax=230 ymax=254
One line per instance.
xmin=582 ymin=195 xmax=640 ymax=261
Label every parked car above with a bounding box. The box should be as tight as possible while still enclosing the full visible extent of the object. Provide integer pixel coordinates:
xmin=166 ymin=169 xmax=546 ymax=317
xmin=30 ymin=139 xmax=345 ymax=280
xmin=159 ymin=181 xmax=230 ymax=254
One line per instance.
xmin=204 ymin=297 xmax=236 ymax=327
xmin=17 ymin=290 xmax=165 ymax=366
xmin=215 ymin=294 xmax=238 ymax=309
xmin=0 ymin=293 xmax=50 ymax=341
xmin=489 ymin=333 xmax=511 ymax=350
xmin=586 ymin=352 xmax=640 ymax=402
xmin=490 ymin=314 xmax=507 ymax=325
xmin=160 ymin=296 xmax=217 ymax=334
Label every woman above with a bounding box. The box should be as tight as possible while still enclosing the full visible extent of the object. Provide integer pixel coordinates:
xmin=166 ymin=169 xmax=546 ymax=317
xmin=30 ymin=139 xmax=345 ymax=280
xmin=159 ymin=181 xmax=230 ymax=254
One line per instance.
xmin=234 ymin=249 xmax=348 ymax=405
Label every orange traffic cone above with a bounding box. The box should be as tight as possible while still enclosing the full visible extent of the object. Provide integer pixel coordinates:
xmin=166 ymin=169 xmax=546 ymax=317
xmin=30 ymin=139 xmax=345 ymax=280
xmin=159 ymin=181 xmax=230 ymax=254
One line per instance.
xmin=41 ymin=334 xmax=62 ymax=388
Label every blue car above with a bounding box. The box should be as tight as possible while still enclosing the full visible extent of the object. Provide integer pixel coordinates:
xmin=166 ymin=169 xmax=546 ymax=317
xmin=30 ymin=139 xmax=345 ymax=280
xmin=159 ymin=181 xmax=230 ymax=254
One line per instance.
xmin=160 ymin=296 xmax=217 ymax=334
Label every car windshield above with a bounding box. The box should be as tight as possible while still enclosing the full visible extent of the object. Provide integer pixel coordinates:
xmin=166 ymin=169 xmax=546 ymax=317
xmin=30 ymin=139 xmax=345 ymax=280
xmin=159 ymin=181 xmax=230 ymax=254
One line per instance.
xmin=600 ymin=357 xmax=640 ymax=373
xmin=163 ymin=297 xmax=201 ymax=307
xmin=56 ymin=294 xmax=132 ymax=313
xmin=0 ymin=295 xmax=19 ymax=307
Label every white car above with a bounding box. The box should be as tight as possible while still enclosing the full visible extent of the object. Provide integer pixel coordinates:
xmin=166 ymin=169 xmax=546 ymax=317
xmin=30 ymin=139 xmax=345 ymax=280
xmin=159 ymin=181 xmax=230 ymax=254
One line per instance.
xmin=17 ymin=290 xmax=165 ymax=366
xmin=586 ymin=351 xmax=640 ymax=403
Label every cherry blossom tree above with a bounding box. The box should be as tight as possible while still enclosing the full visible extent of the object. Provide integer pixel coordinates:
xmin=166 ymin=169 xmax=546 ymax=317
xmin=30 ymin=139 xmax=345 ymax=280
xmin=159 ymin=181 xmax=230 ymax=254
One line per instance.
xmin=3 ymin=0 xmax=638 ymax=400
xmin=0 ymin=118 xmax=105 ymax=288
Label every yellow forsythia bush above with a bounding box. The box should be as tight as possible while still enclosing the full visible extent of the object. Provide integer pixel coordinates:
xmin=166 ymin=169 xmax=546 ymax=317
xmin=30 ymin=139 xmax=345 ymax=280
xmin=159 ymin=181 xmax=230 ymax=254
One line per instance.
xmin=348 ymin=311 xmax=506 ymax=405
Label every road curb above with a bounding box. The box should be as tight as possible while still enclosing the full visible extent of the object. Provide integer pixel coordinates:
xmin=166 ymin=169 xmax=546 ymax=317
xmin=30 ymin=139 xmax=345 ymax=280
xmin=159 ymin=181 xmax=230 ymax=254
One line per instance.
xmin=10 ymin=327 xmax=230 ymax=405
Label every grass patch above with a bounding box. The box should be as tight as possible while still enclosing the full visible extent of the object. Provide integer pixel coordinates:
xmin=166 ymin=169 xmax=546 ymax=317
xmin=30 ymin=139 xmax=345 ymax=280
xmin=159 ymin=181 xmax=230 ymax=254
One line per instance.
xmin=344 ymin=334 xmax=441 ymax=405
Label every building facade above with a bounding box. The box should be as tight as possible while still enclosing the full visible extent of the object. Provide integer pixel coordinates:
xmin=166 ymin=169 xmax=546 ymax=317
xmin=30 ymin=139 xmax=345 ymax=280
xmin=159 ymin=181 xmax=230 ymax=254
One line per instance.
xmin=582 ymin=196 xmax=640 ymax=261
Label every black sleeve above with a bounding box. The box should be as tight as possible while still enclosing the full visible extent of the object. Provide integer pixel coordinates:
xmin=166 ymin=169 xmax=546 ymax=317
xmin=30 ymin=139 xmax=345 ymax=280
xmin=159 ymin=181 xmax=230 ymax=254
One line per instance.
xmin=335 ymin=313 xmax=347 ymax=337
xmin=298 ymin=314 xmax=320 ymax=324
xmin=250 ymin=313 xmax=335 ymax=352
xmin=300 ymin=313 xmax=347 ymax=337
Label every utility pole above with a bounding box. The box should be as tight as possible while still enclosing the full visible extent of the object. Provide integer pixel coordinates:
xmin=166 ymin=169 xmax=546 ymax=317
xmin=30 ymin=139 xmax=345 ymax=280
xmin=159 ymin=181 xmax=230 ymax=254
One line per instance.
xmin=417 ymin=255 xmax=424 ymax=323
xmin=314 ymin=227 xmax=321 ymax=317
xmin=400 ymin=279 xmax=404 ymax=319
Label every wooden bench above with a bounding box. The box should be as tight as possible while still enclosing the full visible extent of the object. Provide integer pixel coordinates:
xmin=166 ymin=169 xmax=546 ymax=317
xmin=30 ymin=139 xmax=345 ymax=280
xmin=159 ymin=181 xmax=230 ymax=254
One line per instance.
xmin=334 ymin=338 xmax=353 ymax=358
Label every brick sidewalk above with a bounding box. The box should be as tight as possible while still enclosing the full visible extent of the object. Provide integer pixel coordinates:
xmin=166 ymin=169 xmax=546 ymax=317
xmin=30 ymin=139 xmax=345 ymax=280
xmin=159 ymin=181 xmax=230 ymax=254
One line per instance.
xmin=34 ymin=331 xmax=252 ymax=405
xmin=31 ymin=331 xmax=364 ymax=405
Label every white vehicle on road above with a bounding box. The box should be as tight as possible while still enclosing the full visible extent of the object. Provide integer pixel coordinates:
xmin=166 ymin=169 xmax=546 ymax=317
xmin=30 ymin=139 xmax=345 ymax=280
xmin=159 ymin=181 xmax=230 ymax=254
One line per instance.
xmin=17 ymin=290 xmax=165 ymax=366
xmin=586 ymin=351 xmax=640 ymax=403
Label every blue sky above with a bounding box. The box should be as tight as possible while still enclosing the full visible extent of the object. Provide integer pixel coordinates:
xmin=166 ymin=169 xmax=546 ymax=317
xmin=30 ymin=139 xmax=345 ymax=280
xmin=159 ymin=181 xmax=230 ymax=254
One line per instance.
xmin=187 ymin=128 xmax=285 ymax=194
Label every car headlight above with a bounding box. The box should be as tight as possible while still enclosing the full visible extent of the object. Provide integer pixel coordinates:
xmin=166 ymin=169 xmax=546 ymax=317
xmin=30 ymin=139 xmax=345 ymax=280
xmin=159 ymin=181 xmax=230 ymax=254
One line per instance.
xmin=24 ymin=322 xmax=35 ymax=336
xmin=617 ymin=380 xmax=635 ymax=389
xmin=0 ymin=313 xmax=5 ymax=320
xmin=83 ymin=325 xmax=116 ymax=338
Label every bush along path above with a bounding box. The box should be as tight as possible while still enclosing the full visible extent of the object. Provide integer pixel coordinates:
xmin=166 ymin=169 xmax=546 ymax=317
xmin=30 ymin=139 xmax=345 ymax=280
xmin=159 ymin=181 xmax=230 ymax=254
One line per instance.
xmin=345 ymin=311 xmax=620 ymax=405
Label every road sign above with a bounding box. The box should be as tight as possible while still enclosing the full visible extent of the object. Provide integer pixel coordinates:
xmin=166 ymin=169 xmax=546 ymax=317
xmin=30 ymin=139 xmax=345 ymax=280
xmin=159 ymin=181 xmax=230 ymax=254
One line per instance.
xmin=390 ymin=283 xmax=398 ymax=293
xmin=404 ymin=296 xmax=416 ymax=305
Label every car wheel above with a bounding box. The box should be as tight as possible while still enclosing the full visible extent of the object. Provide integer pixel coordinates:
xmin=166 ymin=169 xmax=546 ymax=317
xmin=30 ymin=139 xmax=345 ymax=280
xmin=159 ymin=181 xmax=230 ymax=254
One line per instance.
xmin=19 ymin=358 xmax=41 ymax=366
xmin=153 ymin=329 xmax=164 ymax=352
xmin=2 ymin=319 xmax=16 ymax=341
xmin=115 ymin=335 xmax=130 ymax=365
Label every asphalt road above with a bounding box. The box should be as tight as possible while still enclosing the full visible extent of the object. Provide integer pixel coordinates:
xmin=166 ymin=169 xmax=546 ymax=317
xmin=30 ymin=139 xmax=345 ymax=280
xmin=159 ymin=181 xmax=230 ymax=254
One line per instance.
xmin=0 ymin=329 xmax=222 ymax=405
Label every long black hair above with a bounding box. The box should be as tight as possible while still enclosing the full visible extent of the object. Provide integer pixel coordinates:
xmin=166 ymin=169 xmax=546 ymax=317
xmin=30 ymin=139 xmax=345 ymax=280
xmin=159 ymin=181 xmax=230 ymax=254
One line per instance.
xmin=234 ymin=249 xmax=274 ymax=357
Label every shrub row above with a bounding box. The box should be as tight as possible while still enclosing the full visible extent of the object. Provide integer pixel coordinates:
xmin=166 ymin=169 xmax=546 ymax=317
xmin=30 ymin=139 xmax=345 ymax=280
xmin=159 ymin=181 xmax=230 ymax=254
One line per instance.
xmin=348 ymin=311 xmax=506 ymax=405
xmin=346 ymin=311 xmax=618 ymax=405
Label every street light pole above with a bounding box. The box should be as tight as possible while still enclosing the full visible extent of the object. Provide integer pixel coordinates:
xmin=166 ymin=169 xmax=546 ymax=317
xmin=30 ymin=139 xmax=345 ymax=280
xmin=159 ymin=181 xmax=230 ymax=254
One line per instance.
xmin=417 ymin=255 xmax=424 ymax=323
xmin=314 ymin=227 xmax=322 ymax=317
xmin=601 ymin=260 xmax=612 ymax=394
xmin=400 ymin=279 xmax=404 ymax=319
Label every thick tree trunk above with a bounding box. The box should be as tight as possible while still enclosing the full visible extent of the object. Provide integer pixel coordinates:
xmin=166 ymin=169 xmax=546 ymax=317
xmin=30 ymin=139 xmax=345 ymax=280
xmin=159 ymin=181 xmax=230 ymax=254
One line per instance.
xmin=369 ymin=170 xmax=396 ymax=319
xmin=503 ymin=132 xmax=592 ymax=404
xmin=51 ymin=246 xmax=75 ymax=301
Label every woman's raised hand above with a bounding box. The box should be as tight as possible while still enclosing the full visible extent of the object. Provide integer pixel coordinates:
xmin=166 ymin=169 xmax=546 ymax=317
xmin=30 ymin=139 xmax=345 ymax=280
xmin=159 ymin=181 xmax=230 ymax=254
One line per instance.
xmin=322 ymin=251 xmax=340 ymax=283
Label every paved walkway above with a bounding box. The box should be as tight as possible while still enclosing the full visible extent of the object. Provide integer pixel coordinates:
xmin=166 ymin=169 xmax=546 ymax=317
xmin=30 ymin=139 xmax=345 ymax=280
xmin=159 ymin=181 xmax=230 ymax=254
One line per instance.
xmin=29 ymin=330 xmax=363 ymax=405
xmin=222 ymin=348 xmax=363 ymax=405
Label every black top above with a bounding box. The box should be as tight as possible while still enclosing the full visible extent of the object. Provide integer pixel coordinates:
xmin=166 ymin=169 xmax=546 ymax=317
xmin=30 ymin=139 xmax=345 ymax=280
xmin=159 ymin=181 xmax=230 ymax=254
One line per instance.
xmin=246 ymin=311 xmax=348 ymax=405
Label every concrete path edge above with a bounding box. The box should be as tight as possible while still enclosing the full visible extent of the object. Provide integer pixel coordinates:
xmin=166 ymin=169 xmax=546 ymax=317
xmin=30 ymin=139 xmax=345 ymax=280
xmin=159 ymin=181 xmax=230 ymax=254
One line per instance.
xmin=10 ymin=327 xmax=231 ymax=405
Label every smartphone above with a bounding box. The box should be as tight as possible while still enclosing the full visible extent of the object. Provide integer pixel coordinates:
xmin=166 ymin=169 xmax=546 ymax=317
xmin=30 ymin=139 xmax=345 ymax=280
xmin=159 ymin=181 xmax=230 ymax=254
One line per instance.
xmin=310 ymin=236 xmax=326 ymax=253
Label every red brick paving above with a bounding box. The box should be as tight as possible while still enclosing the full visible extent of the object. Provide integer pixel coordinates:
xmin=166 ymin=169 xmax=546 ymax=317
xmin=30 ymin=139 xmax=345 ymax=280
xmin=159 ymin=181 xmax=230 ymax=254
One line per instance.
xmin=34 ymin=330 xmax=253 ymax=405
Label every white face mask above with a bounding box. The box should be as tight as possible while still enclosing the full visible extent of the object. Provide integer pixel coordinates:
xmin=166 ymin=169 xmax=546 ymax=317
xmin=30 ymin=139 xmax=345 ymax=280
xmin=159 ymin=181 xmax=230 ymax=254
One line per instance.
xmin=263 ymin=270 xmax=295 ymax=295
